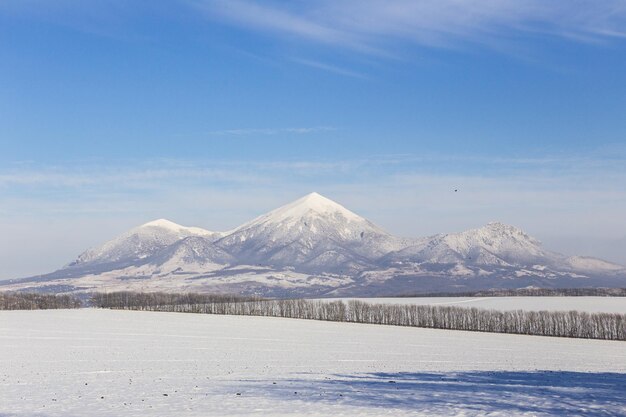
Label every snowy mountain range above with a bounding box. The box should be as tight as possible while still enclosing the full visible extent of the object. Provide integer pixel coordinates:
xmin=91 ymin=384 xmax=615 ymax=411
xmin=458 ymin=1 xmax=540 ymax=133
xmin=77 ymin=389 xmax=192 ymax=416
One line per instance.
xmin=3 ymin=192 xmax=625 ymax=297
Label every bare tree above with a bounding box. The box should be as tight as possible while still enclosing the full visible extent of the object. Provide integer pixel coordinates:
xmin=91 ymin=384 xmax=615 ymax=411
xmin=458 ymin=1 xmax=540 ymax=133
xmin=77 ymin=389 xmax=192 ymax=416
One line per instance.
xmin=0 ymin=292 xmax=82 ymax=310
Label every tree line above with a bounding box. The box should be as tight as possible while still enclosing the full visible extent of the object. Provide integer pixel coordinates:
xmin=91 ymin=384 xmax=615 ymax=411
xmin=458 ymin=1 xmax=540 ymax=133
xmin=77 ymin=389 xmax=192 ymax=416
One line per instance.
xmin=0 ymin=292 xmax=82 ymax=310
xmin=92 ymin=291 xmax=626 ymax=341
xmin=396 ymin=287 xmax=626 ymax=297
xmin=90 ymin=291 xmax=260 ymax=309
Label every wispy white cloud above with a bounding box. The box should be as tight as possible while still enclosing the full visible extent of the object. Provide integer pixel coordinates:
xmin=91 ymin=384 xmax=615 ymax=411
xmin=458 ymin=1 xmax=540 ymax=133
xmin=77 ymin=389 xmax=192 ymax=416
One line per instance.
xmin=191 ymin=0 xmax=626 ymax=53
xmin=7 ymin=1 xmax=625 ymax=64
xmin=190 ymin=0 xmax=379 ymax=53
xmin=5 ymin=1 xmax=626 ymax=53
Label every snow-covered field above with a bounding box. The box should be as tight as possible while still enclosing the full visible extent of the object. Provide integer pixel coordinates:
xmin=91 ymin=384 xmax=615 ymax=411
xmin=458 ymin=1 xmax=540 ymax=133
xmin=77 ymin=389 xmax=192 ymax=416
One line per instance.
xmin=1 ymin=309 xmax=625 ymax=416
xmin=332 ymin=296 xmax=626 ymax=314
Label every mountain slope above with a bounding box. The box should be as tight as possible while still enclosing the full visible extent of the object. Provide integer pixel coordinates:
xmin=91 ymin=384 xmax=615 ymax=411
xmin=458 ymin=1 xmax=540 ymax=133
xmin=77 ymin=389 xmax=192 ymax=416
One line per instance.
xmin=564 ymin=256 xmax=626 ymax=273
xmin=68 ymin=219 xmax=222 ymax=269
xmin=384 ymin=222 xmax=560 ymax=267
xmin=216 ymin=192 xmax=408 ymax=273
xmin=147 ymin=236 xmax=235 ymax=273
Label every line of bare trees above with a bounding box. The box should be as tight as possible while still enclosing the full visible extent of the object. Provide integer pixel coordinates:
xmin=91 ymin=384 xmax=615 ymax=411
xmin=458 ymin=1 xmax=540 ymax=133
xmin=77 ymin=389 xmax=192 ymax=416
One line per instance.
xmin=397 ymin=287 xmax=626 ymax=297
xmin=0 ymin=292 xmax=82 ymax=310
xmin=90 ymin=291 xmax=260 ymax=309
xmin=92 ymin=292 xmax=626 ymax=341
xmin=344 ymin=301 xmax=625 ymax=340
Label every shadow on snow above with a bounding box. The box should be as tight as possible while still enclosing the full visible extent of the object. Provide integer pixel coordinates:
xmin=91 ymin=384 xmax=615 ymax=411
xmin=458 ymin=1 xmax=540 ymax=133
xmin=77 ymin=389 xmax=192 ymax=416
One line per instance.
xmin=241 ymin=371 xmax=626 ymax=416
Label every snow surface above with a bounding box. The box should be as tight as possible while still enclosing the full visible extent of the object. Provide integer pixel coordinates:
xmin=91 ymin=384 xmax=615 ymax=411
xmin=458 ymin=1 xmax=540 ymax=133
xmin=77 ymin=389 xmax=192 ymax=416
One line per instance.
xmin=1 ymin=309 xmax=625 ymax=416
xmin=332 ymin=296 xmax=626 ymax=314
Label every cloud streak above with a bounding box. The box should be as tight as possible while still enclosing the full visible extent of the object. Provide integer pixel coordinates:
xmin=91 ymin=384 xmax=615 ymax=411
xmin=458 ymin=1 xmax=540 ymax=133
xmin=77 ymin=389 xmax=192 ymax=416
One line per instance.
xmin=5 ymin=1 xmax=626 ymax=54
xmin=192 ymin=0 xmax=626 ymax=53
xmin=6 ymin=1 xmax=625 ymax=65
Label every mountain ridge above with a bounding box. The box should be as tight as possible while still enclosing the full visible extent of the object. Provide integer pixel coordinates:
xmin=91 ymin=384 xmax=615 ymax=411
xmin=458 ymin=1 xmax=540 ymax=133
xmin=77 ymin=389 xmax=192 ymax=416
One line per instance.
xmin=3 ymin=192 xmax=624 ymax=297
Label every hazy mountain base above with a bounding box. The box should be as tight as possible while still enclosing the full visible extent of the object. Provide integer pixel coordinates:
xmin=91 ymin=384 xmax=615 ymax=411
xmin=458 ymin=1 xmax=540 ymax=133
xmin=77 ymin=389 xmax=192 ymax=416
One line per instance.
xmin=3 ymin=264 xmax=625 ymax=298
xmin=332 ymin=268 xmax=626 ymax=297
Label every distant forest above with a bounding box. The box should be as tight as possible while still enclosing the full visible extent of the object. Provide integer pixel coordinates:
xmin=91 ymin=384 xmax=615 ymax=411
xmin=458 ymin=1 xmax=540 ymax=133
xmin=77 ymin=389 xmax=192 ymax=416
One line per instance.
xmin=394 ymin=287 xmax=626 ymax=297
xmin=91 ymin=292 xmax=259 ymax=308
xmin=93 ymin=291 xmax=626 ymax=341
xmin=0 ymin=292 xmax=82 ymax=310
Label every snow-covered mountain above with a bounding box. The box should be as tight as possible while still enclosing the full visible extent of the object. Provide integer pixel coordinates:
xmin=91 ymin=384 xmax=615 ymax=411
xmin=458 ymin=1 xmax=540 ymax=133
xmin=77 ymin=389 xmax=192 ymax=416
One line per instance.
xmin=216 ymin=192 xmax=408 ymax=273
xmin=69 ymin=219 xmax=221 ymax=268
xmin=384 ymin=222 xmax=560 ymax=267
xmin=3 ymin=193 xmax=625 ymax=297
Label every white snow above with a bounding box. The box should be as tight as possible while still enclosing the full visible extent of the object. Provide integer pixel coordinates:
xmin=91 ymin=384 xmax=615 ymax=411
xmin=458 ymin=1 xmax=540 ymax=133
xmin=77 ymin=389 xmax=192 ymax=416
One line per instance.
xmin=72 ymin=219 xmax=219 ymax=266
xmin=566 ymin=255 xmax=625 ymax=272
xmin=0 ymin=265 xmax=352 ymax=295
xmin=1 ymin=309 xmax=625 ymax=416
xmin=214 ymin=192 xmax=405 ymax=271
xmin=221 ymin=191 xmax=393 ymax=246
xmin=387 ymin=222 xmax=555 ymax=267
xmin=235 ymin=192 xmax=365 ymax=228
xmin=140 ymin=219 xmax=211 ymax=234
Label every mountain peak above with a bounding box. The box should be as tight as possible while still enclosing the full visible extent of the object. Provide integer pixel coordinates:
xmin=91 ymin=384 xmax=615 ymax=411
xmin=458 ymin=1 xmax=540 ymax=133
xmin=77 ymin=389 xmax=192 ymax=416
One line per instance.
xmin=436 ymin=221 xmax=547 ymax=265
xmin=242 ymin=192 xmax=365 ymax=228
xmin=139 ymin=219 xmax=215 ymax=237
xmin=479 ymin=222 xmax=538 ymax=242
xmin=303 ymin=191 xmax=323 ymax=199
xmin=296 ymin=191 xmax=335 ymax=208
xmin=483 ymin=221 xmax=525 ymax=233
xmin=290 ymin=192 xmax=358 ymax=215
xmin=485 ymin=221 xmax=517 ymax=228
xmin=141 ymin=218 xmax=184 ymax=230
xmin=70 ymin=218 xmax=216 ymax=267
xmin=296 ymin=191 xmax=338 ymax=205
xmin=218 ymin=192 xmax=400 ymax=268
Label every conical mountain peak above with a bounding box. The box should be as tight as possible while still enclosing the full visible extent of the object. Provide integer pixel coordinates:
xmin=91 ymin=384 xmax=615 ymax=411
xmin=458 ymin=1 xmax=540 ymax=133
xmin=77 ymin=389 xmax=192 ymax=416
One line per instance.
xmin=217 ymin=192 xmax=399 ymax=269
xmin=239 ymin=192 xmax=366 ymax=229
xmin=283 ymin=192 xmax=362 ymax=217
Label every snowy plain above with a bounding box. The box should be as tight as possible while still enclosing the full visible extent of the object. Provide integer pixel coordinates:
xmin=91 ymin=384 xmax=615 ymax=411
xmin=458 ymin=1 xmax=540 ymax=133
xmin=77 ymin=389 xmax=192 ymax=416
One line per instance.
xmin=1 ymin=309 xmax=625 ymax=416
xmin=331 ymin=296 xmax=626 ymax=314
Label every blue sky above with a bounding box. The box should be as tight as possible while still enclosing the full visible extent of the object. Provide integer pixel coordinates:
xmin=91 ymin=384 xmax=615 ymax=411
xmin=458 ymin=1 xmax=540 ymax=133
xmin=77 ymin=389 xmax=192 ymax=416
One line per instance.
xmin=1 ymin=0 xmax=626 ymax=278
